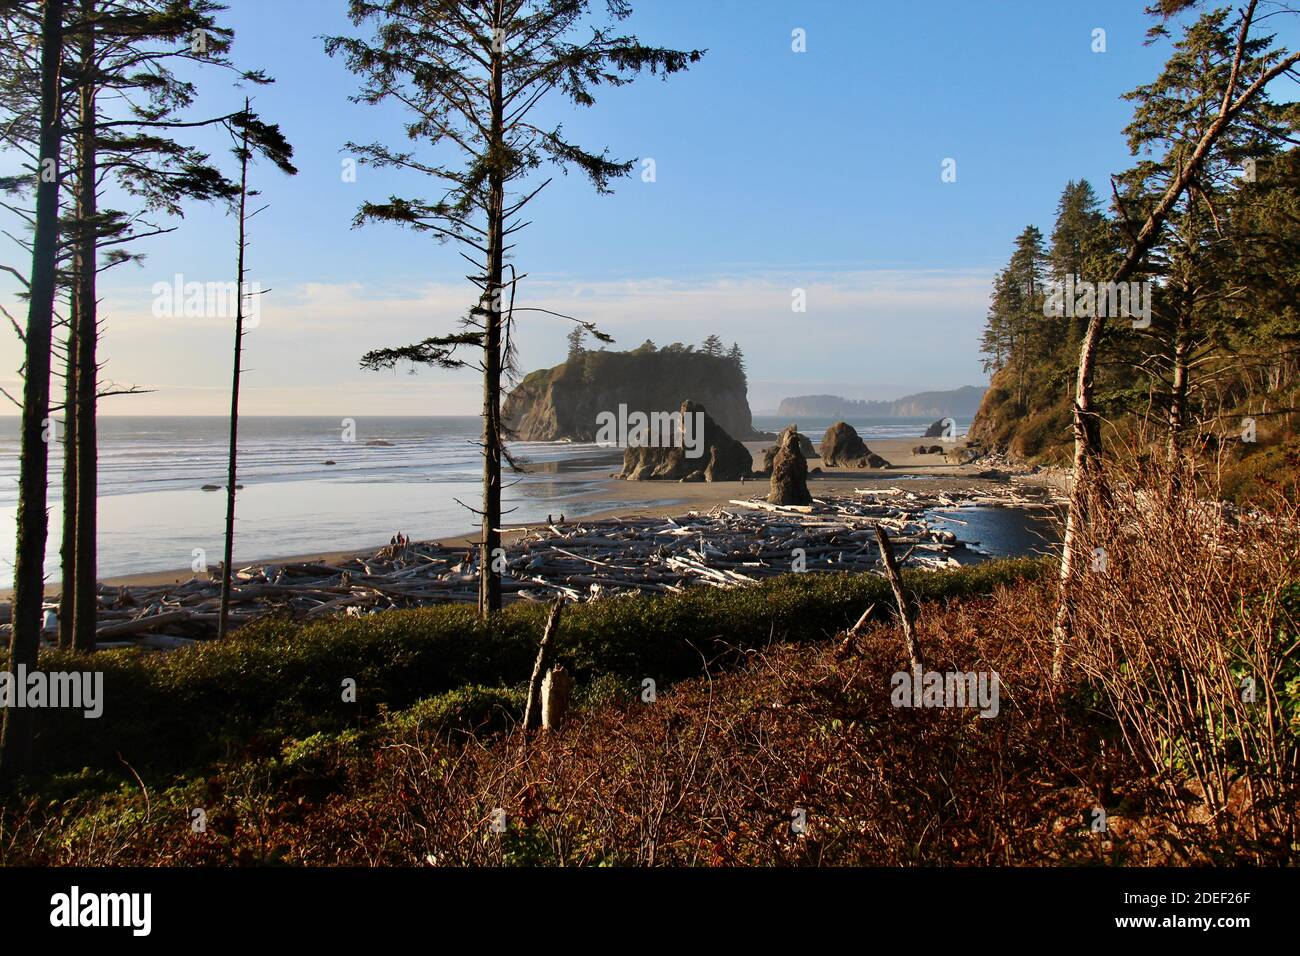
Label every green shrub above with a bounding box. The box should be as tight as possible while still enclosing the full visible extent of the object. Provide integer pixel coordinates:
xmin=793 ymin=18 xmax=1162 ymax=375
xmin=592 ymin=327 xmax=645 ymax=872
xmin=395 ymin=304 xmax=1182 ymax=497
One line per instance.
xmin=8 ymin=560 xmax=1047 ymax=787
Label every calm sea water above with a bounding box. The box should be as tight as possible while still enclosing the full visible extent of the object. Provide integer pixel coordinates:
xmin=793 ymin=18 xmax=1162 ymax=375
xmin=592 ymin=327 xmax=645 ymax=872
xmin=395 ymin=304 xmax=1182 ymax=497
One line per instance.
xmin=0 ymin=414 xmax=983 ymax=587
xmin=752 ymin=414 xmax=970 ymax=440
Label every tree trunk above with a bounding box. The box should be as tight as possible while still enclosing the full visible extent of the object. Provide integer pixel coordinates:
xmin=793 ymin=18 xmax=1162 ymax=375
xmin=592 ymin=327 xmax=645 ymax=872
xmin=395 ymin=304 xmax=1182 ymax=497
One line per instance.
xmin=72 ymin=0 xmax=97 ymax=652
xmin=59 ymin=296 xmax=77 ymax=649
xmin=1167 ymin=297 xmax=1191 ymax=460
xmin=1051 ymin=310 xmax=1105 ymax=680
xmin=1 ymin=0 xmax=66 ymax=782
xmin=478 ymin=0 xmax=505 ymax=617
xmin=218 ymin=109 xmax=251 ymax=640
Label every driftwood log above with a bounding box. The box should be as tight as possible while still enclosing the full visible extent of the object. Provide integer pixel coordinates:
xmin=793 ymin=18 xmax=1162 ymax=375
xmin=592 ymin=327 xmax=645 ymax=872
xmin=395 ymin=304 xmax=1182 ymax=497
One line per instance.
xmin=13 ymin=481 xmax=1064 ymax=653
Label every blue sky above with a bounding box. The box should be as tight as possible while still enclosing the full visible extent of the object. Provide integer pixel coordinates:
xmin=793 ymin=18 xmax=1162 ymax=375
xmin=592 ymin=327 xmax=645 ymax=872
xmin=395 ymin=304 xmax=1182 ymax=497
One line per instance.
xmin=2 ymin=0 xmax=1297 ymax=414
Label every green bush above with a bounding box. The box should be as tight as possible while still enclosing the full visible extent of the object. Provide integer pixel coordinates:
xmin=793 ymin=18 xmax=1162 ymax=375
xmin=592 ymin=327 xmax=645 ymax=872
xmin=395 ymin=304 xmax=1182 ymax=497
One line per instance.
xmin=8 ymin=560 xmax=1047 ymax=787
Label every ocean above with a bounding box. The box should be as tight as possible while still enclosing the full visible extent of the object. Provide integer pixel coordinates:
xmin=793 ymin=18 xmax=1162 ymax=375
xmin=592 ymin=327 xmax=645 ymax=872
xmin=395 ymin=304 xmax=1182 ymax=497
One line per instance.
xmin=0 ymin=414 xmax=976 ymax=587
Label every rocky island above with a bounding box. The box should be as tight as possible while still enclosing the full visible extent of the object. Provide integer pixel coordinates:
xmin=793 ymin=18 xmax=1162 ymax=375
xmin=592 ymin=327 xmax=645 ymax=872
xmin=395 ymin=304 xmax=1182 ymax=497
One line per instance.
xmin=503 ymin=342 xmax=767 ymax=442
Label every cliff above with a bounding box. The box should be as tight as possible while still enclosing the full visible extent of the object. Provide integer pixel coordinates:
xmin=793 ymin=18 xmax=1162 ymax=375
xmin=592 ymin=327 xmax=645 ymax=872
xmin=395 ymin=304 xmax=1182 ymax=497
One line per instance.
xmin=504 ymin=347 xmax=760 ymax=441
xmin=776 ymin=385 xmax=986 ymax=419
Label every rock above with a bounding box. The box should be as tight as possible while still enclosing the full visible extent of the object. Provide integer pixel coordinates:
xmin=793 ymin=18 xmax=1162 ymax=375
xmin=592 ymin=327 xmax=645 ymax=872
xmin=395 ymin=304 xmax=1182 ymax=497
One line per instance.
xmin=761 ymin=428 xmax=816 ymax=472
xmin=323 ymin=460 xmax=337 ymax=465
xmin=618 ymin=400 xmax=753 ymax=481
xmin=945 ymin=446 xmax=979 ymax=465
xmin=679 ymin=470 xmax=705 ymax=483
xmin=366 ymin=439 xmax=394 ymax=446
xmin=818 ymin=421 xmax=892 ymax=469
xmin=926 ymin=445 xmax=944 ymax=454
xmin=201 ymin=484 xmax=220 ymax=491
xmin=503 ymin=347 xmax=763 ymax=441
xmin=923 ymin=418 xmax=950 ymax=438
xmin=767 ymin=426 xmax=813 ymax=506
xmin=912 ymin=445 xmax=928 ymax=455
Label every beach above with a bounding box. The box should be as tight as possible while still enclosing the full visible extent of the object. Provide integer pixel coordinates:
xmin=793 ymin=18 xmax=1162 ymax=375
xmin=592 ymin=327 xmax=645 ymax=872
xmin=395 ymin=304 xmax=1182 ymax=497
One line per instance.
xmin=27 ymin=435 xmax=1062 ymax=598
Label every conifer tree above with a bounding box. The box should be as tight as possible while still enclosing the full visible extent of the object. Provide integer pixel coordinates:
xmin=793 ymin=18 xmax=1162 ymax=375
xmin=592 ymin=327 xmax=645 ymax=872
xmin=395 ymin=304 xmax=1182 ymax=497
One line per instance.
xmin=332 ymin=0 xmax=702 ymax=616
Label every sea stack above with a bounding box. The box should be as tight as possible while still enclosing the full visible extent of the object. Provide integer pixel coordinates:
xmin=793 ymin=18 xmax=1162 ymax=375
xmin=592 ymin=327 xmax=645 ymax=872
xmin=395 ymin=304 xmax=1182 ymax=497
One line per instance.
xmin=767 ymin=426 xmax=813 ymax=505
xmin=619 ymin=400 xmax=753 ymax=481
xmin=819 ymin=421 xmax=891 ymax=468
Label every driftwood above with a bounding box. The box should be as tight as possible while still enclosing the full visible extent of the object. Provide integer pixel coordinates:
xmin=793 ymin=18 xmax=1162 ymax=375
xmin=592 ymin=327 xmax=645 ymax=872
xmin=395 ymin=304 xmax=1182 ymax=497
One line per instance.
xmin=523 ymin=598 xmax=565 ymax=732
xmin=17 ymin=481 xmax=1063 ymax=653
xmin=874 ymin=526 xmax=925 ymax=673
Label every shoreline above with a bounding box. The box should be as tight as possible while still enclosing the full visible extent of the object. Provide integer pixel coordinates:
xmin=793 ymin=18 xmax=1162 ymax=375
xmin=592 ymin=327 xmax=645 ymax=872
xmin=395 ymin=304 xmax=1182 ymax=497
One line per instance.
xmin=8 ymin=437 xmax=1061 ymax=599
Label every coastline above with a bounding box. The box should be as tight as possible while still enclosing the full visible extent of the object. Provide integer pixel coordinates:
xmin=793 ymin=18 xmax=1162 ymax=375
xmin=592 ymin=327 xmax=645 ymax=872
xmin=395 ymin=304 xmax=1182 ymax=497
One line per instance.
xmin=8 ymin=437 xmax=1061 ymax=599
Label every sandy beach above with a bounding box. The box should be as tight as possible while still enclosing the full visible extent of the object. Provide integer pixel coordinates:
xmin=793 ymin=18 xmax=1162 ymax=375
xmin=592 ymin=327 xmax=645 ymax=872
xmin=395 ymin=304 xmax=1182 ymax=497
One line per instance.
xmin=19 ymin=436 xmax=1056 ymax=598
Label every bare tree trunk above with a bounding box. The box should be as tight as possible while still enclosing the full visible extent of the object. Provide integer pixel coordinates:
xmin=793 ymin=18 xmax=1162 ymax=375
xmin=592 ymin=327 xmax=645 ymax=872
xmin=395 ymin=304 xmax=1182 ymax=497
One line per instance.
xmin=1 ymin=0 xmax=66 ymax=782
xmin=58 ymin=298 xmax=77 ymax=649
xmin=523 ymin=598 xmax=564 ymax=731
xmin=1051 ymin=310 xmax=1105 ymax=679
xmin=1168 ymin=307 xmax=1191 ymax=459
xmin=218 ymin=106 xmax=251 ymax=640
xmin=72 ymin=1 xmax=98 ymax=652
xmin=874 ymin=525 xmax=925 ymax=673
xmin=478 ymin=0 xmax=505 ymax=617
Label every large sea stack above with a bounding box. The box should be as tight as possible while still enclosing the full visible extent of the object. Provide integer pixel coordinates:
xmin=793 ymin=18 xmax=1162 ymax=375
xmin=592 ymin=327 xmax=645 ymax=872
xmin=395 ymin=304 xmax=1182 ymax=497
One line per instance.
xmin=619 ymin=400 xmax=753 ymax=481
xmin=819 ymin=421 xmax=892 ymax=468
xmin=504 ymin=346 xmax=760 ymax=441
xmin=767 ymin=427 xmax=813 ymax=505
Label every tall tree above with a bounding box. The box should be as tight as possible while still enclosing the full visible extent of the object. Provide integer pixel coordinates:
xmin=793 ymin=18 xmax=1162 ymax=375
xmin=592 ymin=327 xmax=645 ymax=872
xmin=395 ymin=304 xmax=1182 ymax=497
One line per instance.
xmin=61 ymin=0 xmax=271 ymax=651
xmin=1052 ymin=0 xmax=1300 ymax=679
xmin=331 ymin=0 xmax=702 ymax=616
xmin=1118 ymin=7 xmax=1293 ymax=457
xmin=0 ymin=0 xmax=65 ymax=783
xmin=701 ymin=333 xmax=723 ymax=357
xmin=216 ymin=105 xmax=297 ymax=640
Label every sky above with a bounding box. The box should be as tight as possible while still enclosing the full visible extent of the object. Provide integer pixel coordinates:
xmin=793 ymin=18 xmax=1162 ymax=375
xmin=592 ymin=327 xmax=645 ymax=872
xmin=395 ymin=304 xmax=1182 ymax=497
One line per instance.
xmin=2 ymin=0 xmax=1297 ymax=416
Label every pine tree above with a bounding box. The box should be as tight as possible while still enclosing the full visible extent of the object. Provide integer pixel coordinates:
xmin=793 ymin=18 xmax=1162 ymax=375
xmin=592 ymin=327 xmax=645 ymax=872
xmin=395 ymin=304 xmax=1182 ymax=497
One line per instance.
xmin=566 ymin=325 xmax=586 ymax=359
xmin=701 ymin=333 xmax=723 ymax=357
xmin=217 ymin=106 xmax=297 ymax=641
xmin=1052 ymin=2 xmax=1300 ymax=679
xmin=0 ymin=0 xmax=65 ymax=783
xmin=1118 ymin=6 xmax=1293 ymax=455
xmin=334 ymin=0 xmax=702 ymax=616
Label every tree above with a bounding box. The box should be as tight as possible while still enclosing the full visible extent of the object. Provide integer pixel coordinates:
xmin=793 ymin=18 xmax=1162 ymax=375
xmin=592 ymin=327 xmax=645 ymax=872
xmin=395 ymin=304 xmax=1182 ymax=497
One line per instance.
xmin=1118 ymin=6 xmax=1292 ymax=457
xmin=1052 ymin=0 xmax=1300 ymax=679
xmin=727 ymin=341 xmax=744 ymax=373
xmin=331 ymin=0 xmax=702 ymax=616
xmin=981 ymin=226 xmax=1047 ymax=410
xmin=217 ymin=105 xmax=297 ymax=640
xmin=701 ymin=333 xmax=723 ymax=356
xmin=61 ymin=0 xmax=271 ymax=651
xmin=1048 ymin=179 xmax=1110 ymax=356
xmin=565 ymin=324 xmax=585 ymax=358
xmin=1 ymin=0 xmax=65 ymax=783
